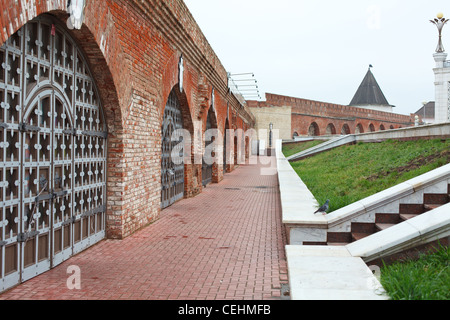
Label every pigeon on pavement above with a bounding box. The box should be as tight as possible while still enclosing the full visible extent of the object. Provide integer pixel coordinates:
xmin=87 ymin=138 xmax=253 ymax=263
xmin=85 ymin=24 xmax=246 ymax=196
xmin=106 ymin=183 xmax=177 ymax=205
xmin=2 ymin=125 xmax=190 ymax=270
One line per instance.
xmin=314 ymin=199 xmax=330 ymax=215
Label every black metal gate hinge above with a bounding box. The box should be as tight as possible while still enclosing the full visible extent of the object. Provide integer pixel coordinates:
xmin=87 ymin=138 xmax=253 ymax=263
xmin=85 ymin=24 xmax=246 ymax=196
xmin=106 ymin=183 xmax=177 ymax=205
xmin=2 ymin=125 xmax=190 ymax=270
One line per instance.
xmin=62 ymin=128 xmax=78 ymax=135
xmin=17 ymin=230 xmax=40 ymax=243
xmin=19 ymin=123 xmax=41 ymax=133
xmin=80 ymin=205 xmax=106 ymax=218
xmin=35 ymin=189 xmax=68 ymax=203
xmin=61 ymin=216 xmax=76 ymax=226
xmin=82 ymin=130 xmax=108 ymax=139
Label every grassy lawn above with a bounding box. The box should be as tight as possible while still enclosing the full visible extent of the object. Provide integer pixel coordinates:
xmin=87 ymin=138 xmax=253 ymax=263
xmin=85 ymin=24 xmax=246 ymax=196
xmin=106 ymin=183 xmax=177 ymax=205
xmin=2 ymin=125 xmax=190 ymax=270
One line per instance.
xmin=381 ymin=244 xmax=450 ymax=300
xmin=288 ymin=139 xmax=450 ymax=212
xmin=282 ymin=140 xmax=324 ymax=158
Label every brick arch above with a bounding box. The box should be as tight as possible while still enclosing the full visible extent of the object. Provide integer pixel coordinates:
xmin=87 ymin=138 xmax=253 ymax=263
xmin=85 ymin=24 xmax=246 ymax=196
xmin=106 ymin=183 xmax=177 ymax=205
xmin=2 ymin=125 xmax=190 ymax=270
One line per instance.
xmin=326 ymin=123 xmax=337 ymax=135
xmin=159 ymin=51 xmax=203 ymax=198
xmin=0 ymin=4 xmax=64 ymax=44
xmin=203 ymin=103 xmax=220 ymax=184
xmin=308 ymin=122 xmax=320 ymax=136
xmin=0 ymin=8 xmax=125 ymax=133
xmin=380 ymin=124 xmax=386 ymax=131
xmin=369 ymin=123 xmax=376 ymax=132
xmin=341 ymin=124 xmax=351 ymax=135
xmin=167 ymin=85 xmax=198 ymax=200
xmin=355 ymin=123 xmax=364 ymax=134
xmin=1 ymin=9 xmax=127 ymax=239
xmin=224 ymin=118 xmax=231 ymax=173
xmin=160 ymin=52 xmax=186 ymax=121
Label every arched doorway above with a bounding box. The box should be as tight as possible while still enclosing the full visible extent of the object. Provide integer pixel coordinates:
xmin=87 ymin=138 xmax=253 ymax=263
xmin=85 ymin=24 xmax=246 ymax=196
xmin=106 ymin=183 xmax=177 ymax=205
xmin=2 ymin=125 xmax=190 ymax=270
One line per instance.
xmin=308 ymin=122 xmax=320 ymax=136
xmin=223 ymin=119 xmax=229 ymax=174
xmin=0 ymin=16 xmax=107 ymax=290
xmin=326 ymin=123 xmax=336 ymax=135
xmin=341 ymin=124 xmax=350 ymax=135
xmin=161 ymin=89 xmax=185 ymax=209
xmin=202 ymin=107 xmax=216 ymax=187
xmin=355 ymin=123 xmax=364 ymax=134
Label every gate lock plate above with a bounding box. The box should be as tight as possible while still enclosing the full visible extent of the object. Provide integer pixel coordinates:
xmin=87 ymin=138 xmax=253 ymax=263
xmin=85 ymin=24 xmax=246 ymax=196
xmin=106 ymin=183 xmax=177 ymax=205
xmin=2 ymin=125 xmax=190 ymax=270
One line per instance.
xmin=18 ymin=230 xmax=40 ymax=243
xmin=35 ymin=190 xmax=68 ymax=203
xmin=61 ymin=216 xmax=76 ymax=227
xmin=19 ymin=123 xmax=41 ymax=133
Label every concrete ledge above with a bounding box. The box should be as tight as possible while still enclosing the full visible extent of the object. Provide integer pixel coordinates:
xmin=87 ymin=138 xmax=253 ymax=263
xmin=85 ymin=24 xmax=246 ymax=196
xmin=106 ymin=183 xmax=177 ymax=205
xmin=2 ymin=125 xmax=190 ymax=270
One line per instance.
xmin=286 ymin=246 xmax=388 ymax=300
xmin=286 ymin=135 xmax=353 ymax=161
xmin=356 ymin=122 xmax=450 ymax=142
xmin=276 ymin=140 xmax=327 ymax=244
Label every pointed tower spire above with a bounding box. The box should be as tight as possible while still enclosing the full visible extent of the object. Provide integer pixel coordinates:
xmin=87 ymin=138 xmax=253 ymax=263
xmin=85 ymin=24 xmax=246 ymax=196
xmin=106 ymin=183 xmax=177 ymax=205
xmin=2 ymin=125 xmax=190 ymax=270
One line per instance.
xmin=349 ymin=66 xmax=393 ymax=112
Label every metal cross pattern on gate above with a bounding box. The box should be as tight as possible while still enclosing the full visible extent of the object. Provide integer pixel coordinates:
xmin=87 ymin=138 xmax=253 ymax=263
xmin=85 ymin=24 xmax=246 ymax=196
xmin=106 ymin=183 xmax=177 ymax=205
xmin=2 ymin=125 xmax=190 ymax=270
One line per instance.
xmin=161 ymin=90 xmax=184 ymax=209
xmin=0 ymin=16 xmax=107 ymax=292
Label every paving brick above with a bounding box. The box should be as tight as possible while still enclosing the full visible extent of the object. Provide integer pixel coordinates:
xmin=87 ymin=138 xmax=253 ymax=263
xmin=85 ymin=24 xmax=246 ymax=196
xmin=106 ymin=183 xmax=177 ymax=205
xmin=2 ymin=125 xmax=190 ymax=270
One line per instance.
xmin=1 ymin=157 xmax=287 ymax=300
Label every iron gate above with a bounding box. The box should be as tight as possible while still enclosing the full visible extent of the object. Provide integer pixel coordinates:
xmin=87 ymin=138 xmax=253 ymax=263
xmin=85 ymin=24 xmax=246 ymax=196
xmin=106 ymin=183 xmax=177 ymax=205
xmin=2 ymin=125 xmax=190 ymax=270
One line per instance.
xmin=223 ymin=120 xmax=229 ymax=175
xmin=0 ymin=16 xmax=107 ymax=292
xmin=161 ymin=90 xmax=184 ymax=209
xmin=202 ymin=109 xmax=213 ymax=186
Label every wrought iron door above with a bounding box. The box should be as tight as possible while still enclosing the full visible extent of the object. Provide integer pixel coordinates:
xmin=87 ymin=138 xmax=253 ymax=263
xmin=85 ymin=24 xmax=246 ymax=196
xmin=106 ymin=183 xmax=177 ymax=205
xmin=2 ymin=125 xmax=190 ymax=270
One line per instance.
xmin=161 ymin=90 xmax=184 ymax=209
xmin=0 ymin=16 xmax=107 ymax=292
xmin=223 ymin=120 xmax=229 ymax=175
xmin=202 ymin=109 xmax=213 ymax=186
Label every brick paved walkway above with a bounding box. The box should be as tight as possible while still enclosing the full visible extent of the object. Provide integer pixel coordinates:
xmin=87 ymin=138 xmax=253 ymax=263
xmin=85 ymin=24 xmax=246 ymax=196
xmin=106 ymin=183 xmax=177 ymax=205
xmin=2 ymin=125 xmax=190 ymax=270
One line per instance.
xmin=0 ymin=156 xmax=288 ymax=300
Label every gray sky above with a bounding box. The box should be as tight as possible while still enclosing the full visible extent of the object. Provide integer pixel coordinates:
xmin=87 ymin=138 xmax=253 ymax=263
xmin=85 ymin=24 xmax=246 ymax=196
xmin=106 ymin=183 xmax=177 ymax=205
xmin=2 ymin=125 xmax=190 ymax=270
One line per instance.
xmin=183 ymin=0 xmax=450 ymax=115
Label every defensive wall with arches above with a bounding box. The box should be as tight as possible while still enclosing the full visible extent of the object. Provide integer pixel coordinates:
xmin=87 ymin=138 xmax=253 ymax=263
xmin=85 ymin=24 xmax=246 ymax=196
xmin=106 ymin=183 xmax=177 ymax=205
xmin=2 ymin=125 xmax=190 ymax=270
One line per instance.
xmin=248 ymin=93 xmax=416 ymax=139
xmin=0 ymin=0 xmax=257 ymax=291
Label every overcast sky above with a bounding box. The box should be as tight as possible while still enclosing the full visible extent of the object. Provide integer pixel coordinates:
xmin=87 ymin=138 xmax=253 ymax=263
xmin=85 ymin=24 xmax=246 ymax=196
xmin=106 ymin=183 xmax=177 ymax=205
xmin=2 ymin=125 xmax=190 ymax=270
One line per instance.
xmin=183 ymin=0 xmax=450 ymax=115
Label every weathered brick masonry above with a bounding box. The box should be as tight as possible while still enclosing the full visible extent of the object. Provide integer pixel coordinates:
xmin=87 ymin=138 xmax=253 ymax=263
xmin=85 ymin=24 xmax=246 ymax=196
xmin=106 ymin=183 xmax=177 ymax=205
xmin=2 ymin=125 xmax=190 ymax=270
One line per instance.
xmin=248 ymin=93 xmax=416 ymax=137
xmin=0 ymin=0 xmax=255 ymax=240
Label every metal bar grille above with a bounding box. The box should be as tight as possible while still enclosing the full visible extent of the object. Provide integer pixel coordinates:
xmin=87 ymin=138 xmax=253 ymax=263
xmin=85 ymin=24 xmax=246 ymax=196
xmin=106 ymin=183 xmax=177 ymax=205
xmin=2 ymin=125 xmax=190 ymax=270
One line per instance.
xmin=0 ymin=16 xmax=107 ymax=292
xmin=202 ymin=108 xmax=213 ymax=186
xmin=161 ymin=90 xmax=184 ymax=209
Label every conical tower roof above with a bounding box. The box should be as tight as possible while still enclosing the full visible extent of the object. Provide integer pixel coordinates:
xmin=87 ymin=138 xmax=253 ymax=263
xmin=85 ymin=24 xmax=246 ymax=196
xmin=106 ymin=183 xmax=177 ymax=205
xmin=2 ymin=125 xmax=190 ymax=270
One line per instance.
xmin=350 ymin=67 xmax=391 ymax=107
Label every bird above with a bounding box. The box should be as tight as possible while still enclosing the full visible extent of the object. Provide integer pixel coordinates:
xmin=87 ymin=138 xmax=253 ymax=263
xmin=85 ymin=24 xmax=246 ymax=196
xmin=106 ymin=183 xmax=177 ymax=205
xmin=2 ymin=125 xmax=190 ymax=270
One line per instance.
xmin=314 ymin=199 xmax=330 ymax=215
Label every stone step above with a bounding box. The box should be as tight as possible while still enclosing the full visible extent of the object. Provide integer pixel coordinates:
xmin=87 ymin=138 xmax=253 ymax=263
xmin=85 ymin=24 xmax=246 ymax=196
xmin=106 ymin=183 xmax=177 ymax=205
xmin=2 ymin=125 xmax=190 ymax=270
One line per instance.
xmin=327 ymin=232 xmax=352 ymax=244
xmin=424 ymin=203 xmax=443 ymax=211
xmin=423 ymin=193 xmax=449 ymax=205
xmin=376 ymin=213 xmax=401 ymax=224
xmin=303 ymin=241 xmax=327 ymax=246
xmin=326 ymin=190 xmax=450 ymax=247
xmin=400 ymin=213 xmax=420 ymax=221
xmin=352 ymin=222 xmax=377 ymax=234
xmin=399 ymin=203 xmax=425 ymax=215
xmin=376 ymin=223 xmax=396 ymax=231
xmin=352 ymin=232 xmax=372 ymax=242
xmin=327 ymin=242 xmax=350 ymax=246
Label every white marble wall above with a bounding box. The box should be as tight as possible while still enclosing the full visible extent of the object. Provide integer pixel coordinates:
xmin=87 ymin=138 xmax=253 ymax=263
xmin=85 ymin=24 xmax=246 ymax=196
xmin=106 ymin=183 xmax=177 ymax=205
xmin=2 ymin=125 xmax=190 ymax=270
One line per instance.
xmin=433 ymin=53 xmax=450 ymax=123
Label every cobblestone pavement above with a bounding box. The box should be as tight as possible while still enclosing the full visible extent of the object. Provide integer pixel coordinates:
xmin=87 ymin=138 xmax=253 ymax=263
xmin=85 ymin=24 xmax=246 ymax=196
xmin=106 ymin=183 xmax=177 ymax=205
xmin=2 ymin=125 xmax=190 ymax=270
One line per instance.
xmin=0 ymin=157 xmax=288 ymax=300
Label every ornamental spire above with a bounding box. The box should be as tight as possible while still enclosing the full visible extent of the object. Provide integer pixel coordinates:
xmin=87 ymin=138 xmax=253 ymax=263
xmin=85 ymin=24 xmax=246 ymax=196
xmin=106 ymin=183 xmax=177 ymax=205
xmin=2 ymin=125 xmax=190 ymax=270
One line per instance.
xmin=430 ymin=13 xmax=449 ymax=53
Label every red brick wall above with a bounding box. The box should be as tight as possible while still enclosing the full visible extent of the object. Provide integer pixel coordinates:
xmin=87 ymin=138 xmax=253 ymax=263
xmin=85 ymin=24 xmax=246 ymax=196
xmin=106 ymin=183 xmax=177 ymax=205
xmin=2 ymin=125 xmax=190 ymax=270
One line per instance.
xmin=248 ymin=93 xmax=415 ymax=137
xmin=0 ymin=0 xmax=255 ymax=239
